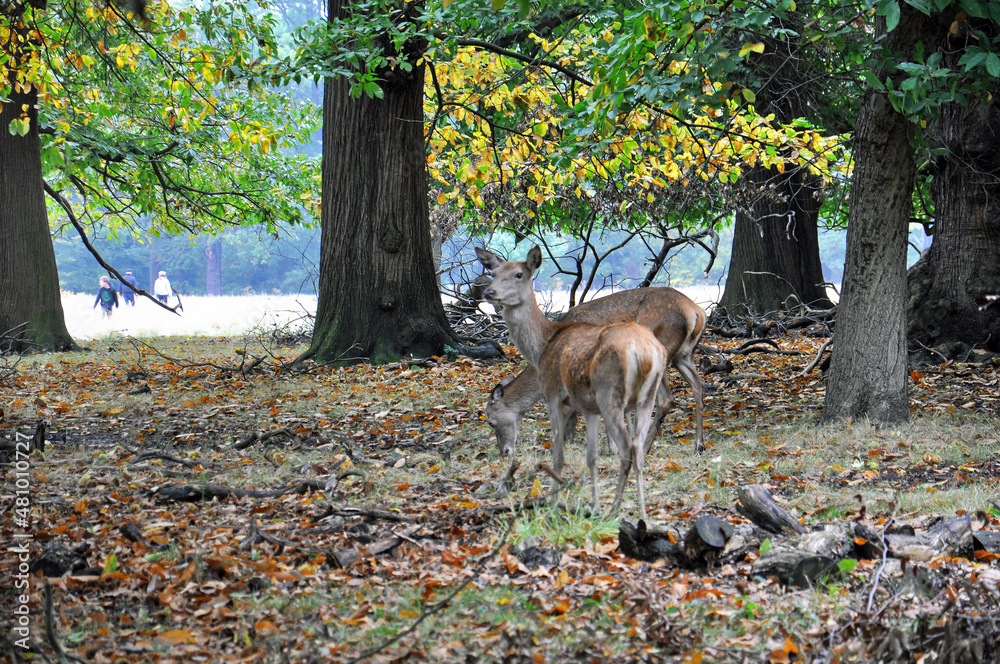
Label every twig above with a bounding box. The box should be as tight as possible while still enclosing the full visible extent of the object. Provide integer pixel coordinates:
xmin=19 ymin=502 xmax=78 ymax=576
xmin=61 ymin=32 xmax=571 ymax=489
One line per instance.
xmin=43 ymin=583 xmax=88 ymax=664
xmin=536 ymin=463 xmax=565 ymax=485
xmin=133 ymin=450 xmax=200 ymax=468
xmin=496 ymin=460 xmax=520 ymax=496
xmin=912 ymin=339 xmax=949 ymax=363
xmin=233 ymin=428 xmax=293 ymax=451
xmin=714 ymin=373 xmax=769 ymax=382
xmin=797 ymin=336 xmax=834 ymax=378
xmin=346 ymin=516 xmax=516 ymax=664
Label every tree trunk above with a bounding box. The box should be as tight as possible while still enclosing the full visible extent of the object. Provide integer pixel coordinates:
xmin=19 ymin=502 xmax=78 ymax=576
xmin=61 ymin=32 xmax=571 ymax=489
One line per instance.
xmin=717 ymin=16 xmax=832 ymax=318
xmin=823 ymin=7 xmax=945 ymax=423
xmin=907 ymin=92 xmax=1000 ymax=353
xmin=206 ymin=238 xmax=223 ymax=296
xmin=718 ymin=165 xmax=832 ymax=315
xmin=0 ymin=55 xmax=75 ymax=353
xmin=302 ymin=0 xmax=457 ymax=364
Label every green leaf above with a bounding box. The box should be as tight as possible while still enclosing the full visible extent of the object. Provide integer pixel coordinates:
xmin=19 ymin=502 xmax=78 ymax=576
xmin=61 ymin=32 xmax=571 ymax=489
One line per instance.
xmin=862 ymin=70 xmax=886 ymax=91
xmin=837 ymin=558 xmax=859 ymax=574
xmin=742 ymin=88 xmax=756 ymax=103
xmin=883 ymin=1 xmax=900 ymax=31
xmin=103 ymin=552 xmax=118 ymax=575
xmin=760 ymin=538 xmax=772 ymax=554
xmin=490 ymin=0 xmax=505 ymax=10
xmin=8 ymin=117 xmax=30 ymax=136
xmin=986 ymin=52 xmax=1000 ymax=78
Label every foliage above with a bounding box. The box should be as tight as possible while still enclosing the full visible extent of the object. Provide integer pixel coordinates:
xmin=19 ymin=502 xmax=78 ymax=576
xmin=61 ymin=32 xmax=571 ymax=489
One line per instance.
xmin=1 ymin=0 xmax=321 ymax=245
xmin=869 ymin=0 xmax=1000 ymax=126
xmin=295 ymin=0 xmax=852 ymax=239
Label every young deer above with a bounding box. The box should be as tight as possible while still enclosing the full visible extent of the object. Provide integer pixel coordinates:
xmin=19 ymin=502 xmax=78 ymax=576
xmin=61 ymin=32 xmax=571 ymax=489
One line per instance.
xmin=486 ymin=287 xmax=706 ymax=458
xmin=477 ymin=246 xmax=667 ymax=517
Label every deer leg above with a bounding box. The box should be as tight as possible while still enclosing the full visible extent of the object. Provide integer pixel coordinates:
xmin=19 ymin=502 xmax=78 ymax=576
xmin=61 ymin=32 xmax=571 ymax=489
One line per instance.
xmin=674 ymin=354 xmax=706 ymax=454
xmin=547 ymin=399 xmax=569 ymax=477
xmin=644 ymin=379 xmax=674 ymax=456
xmin=562 ymin=411 xmax=578 ymax=465
xmin=631 ymin=390 xmax=659 ymax=520
xmin=605 ymin=412 xmax=633 ymax=516
xmin=583 ymin=412 xmax=601 ymax=513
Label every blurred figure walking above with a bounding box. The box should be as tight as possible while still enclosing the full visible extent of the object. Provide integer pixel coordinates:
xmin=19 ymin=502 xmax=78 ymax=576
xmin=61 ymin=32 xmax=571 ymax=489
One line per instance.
xmin=154 ymin=271 xmax=172 ymax=304
xmin=93 ymin=276 xmax=119 ymax=318
xmin=120 ymin=269 xmax=139 ymax=306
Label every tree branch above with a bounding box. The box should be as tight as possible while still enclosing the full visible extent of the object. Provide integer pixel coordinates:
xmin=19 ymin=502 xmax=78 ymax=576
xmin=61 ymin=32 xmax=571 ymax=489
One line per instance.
xmin=44 ymin=181 xmax=183 ymax=316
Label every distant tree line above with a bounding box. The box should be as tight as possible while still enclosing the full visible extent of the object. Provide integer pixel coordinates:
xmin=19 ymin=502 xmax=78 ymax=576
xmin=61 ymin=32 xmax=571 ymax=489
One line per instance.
xmin=52 ymin=225 xmax=321 ymax=296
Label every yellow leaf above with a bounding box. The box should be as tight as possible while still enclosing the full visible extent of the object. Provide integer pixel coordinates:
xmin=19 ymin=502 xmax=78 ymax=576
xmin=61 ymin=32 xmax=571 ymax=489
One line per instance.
xmin=156 ymin=629 xmax=195 ymax=645
xmin=529 ymin=477 xmax=542 ymax=497
xmin=436 ymin=192 xmax=447 ymax=205
xmin=103 ymin=553 xmax=118 ymax=575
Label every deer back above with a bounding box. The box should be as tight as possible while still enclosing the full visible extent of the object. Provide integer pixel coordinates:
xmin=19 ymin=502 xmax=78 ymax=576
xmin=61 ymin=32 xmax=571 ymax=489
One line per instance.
xmin=562 ymin=287 xmax=705 ymax=362
xmin=537 ymin=322 xmax=666 ymax=415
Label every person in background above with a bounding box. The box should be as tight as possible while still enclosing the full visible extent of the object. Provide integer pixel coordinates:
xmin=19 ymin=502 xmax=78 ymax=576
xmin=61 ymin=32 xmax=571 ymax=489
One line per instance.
xmin=154 ymin=270 xmax=172 ymax=303
xmin=93 ymin=276 xmax=119 ymax=318
xmin=119 ymin=269 xmax=139 ymax=306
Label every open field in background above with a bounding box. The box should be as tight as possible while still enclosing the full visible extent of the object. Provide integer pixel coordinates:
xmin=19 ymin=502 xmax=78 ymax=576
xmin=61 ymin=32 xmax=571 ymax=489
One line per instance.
xmin=61 ymin=283 xmax=840 ymax=341
xmin=61 ymin=293 xmax=319 ymax=340
xmin=3 ymin=319 xmax=996 ymax=661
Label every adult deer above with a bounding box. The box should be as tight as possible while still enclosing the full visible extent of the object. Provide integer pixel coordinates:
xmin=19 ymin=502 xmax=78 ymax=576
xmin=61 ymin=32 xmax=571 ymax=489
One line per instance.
xmin=486 ymin=288 xmax=707 ymax=459
xmin=476 ymin=246 xmax=666 ymax=517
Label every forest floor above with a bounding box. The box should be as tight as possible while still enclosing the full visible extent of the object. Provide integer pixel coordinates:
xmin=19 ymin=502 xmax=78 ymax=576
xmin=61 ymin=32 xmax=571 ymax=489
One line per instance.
xmin=1 ymin=328 xmax=999 ymax=663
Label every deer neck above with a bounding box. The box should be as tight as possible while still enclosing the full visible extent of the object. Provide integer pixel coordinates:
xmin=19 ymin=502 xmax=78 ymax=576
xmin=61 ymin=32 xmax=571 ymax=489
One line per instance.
xmin=500 ymin=295 xmax=557 ymax=367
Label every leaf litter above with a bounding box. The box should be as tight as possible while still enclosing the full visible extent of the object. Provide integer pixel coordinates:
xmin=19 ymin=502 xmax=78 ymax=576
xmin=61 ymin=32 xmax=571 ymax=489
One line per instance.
xmin=1 ymin=331 xmax=999 ymax=663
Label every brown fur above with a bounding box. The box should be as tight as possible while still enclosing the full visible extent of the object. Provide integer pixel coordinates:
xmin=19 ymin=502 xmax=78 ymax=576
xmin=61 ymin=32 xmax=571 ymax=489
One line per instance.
xmin=477 ymin=246 xmax=667 ymax=517
xmin=486 ymin=287 xmax=707 ymax=457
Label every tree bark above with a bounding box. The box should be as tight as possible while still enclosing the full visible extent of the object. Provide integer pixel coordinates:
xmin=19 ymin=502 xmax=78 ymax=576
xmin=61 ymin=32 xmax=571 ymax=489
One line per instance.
xmin=717 ymin=17 xmax=832 ymax=318
xmin=906 ymin=91 xmax=1000 ymax=353
xmin=823 ymin=7 xmax=947 ymax=423
xmin=718 ymin=165 xmax=832 ymax=315
xmin=0 ymin=31 xmax=76 ymax=353
xmin=301 ymin=0 xmax=457 ymax=364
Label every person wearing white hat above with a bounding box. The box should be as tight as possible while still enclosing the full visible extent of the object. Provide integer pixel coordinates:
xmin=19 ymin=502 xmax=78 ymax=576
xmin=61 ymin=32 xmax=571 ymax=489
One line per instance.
xmin=153 ymin=271 xmax=172 ymax=303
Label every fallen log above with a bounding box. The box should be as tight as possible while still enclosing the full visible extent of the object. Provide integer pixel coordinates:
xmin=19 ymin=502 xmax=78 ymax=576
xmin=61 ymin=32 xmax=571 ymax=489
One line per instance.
xmin=618 ymin=518 xmax=679 ymax=563
xmin=736 ymin=484 xmax=806 ymax=535
xmin=883 ymin=514 xmax=973 ymax=562
xmin=680 ymin=515 xmax=735 ymax=566
xmin=751 ymin=548 xmax=843 ymax=589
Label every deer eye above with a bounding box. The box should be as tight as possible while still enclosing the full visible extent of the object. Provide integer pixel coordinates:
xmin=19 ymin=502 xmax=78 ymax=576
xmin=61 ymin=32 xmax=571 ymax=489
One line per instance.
xmin=515 ymin=272 xmax=522 ymax=279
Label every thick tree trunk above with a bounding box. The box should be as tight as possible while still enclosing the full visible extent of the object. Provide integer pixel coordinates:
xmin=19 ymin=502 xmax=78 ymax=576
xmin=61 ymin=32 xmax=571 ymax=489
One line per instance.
xmin=823 ymin=92 xmax=912 ymax=422
xmin=824 ymin=7 xmax=946 ymax=423
xmin=907 ymin=94 xmax=1000 ymax=353
xmin=206 ymin=238 xmax=223 ymax=296
xmin=718 ymin=166 xmax=832 ymax=315
xmin=302 ymin=0 xmax=456 ymax=364
xmin=717 ymin=17 xmax=832 ymax=318
xmin=0 ymin=80 xmax=75 ymax=353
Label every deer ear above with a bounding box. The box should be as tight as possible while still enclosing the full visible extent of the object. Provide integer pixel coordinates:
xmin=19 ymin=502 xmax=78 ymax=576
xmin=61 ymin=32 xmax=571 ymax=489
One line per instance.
xmin=491 ymin=382 xmax=505 ymax=399
xmin=526 ymin=246 xmax=542 ymax=272
xmin=476 ymin=247 xmax=501 ymax=270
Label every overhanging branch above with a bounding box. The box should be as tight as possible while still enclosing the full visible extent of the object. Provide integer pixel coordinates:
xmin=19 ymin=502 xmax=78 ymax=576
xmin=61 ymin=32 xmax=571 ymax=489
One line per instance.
xmin=44 ymin=181 xmax=183 ymax=316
